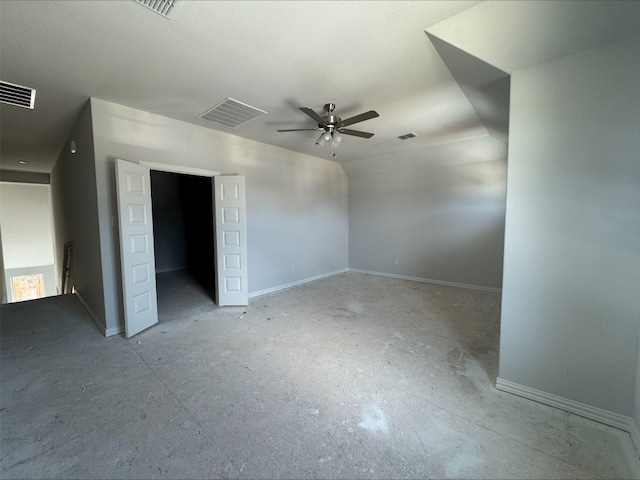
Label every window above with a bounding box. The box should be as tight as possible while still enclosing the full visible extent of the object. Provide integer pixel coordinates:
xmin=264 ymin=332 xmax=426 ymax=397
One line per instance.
xmin=11 ymin=273 xmax=45 ymax=302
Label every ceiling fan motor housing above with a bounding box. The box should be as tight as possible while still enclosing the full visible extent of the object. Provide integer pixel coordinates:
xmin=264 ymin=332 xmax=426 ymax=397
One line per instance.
xmin=320 ymin=104 xmax=339 ymax=131
xmin=320 ymin=115 xmax=341 ymax=131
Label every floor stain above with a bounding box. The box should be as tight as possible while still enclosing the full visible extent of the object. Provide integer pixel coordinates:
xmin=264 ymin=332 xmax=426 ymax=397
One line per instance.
xmin=358 ymin=403 xmax=389 ymax=435
xmin=446 ymin=347 xmax=467 ymax=375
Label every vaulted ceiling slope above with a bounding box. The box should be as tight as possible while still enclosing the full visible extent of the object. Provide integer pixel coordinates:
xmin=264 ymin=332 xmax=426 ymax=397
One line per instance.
xmin=0 ymin=1 xmax=637 ymax=176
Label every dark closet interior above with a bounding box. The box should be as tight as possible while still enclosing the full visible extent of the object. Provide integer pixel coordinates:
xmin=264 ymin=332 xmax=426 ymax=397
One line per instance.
xmin=150 ymin=170 xmax=216 ymax=303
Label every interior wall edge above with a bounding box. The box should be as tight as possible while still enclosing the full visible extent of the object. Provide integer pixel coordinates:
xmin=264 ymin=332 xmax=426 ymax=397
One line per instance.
xmin=349 ymin=268 xmax=501 ymax=294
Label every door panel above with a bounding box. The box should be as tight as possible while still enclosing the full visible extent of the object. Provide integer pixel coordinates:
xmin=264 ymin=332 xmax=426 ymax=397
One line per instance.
xmin=214 ymin=176 xmax=248 ymax=306
xmin=115 ymin=159 xmax=159 ymax=337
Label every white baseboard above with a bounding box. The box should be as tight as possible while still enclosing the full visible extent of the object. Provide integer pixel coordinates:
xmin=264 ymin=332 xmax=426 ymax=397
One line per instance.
xmin=349 ymin=268 xmax=502 ymax=294
xmin=631 ymin=418 xmax=640 ymax=455
xmin=248 ymin=268 xmax=501 ymax=298
xmin=496 ymin=377 xmax=636 ymax=436
xmin=105 ymin=325 xmax=124 ymax=337
xmin=249 ymin=269 xmax=348 ymax=298
xmin=74 ymin=290 xmax=123 ymax=337
xmin=74 ymin=290 xmax=106 ymax=335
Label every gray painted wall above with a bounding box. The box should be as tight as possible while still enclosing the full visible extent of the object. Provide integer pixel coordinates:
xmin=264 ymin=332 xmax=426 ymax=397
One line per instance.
xmin=499 ymin=36 xmax=640 ymax=418
xmin=50 ymin=101 xmax=106 ymax=328
xmin=345 ymin=136 xmax=507 ymax=290
xmin=0 ymin=182 xmax=55 ymax=270
xmin=89 ymin=98 xmax=348 ymax=334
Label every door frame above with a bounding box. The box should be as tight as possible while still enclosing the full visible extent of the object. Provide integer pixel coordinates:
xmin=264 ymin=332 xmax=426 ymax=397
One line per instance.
xmin=139 ymin=161 xmax=220 ymax=179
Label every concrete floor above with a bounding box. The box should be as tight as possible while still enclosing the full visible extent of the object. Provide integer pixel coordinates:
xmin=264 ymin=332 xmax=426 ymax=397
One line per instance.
xmin=1 ymin=271 xmax=639 ymax=479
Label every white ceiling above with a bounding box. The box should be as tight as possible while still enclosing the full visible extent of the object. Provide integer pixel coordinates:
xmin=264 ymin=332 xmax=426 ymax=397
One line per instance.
xmin=0 ymin=0 xmax=637 ymax=174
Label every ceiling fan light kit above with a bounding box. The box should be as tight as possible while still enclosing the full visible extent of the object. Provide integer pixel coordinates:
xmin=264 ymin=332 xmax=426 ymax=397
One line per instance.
xmin=315 ymin=128 xmax=343 ymax=158
xmin=277 ymin=102 xmax=378 ymax=157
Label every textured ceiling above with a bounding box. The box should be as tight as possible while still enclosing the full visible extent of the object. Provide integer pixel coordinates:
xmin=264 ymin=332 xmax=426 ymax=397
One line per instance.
xmin=0 ymin=1 xmax=637 ymax=175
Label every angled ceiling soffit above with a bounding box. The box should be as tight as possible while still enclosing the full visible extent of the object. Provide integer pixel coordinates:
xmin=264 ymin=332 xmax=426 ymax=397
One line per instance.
xmin=426 ymin=33 xmax=510 ymax=143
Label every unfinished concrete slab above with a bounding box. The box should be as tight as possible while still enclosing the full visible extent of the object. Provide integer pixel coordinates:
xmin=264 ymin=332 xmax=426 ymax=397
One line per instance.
xmin=1 ymin=272 xmax=639 ymax=479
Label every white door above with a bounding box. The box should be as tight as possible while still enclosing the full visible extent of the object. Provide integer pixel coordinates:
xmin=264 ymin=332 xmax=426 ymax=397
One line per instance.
xmin=214 ymin=175 xmax=248 ymax=306
xmin=115 ymin=159 xmax=158 ymax=337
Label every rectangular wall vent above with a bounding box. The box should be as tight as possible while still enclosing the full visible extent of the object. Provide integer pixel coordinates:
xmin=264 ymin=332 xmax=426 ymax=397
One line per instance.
xmin=134 ymin=0 xmax=180 ymax=19
xmin=397 ymin=132 xmax=417 ymax=140
xmin=199 ymin=98 xmax=267 ymax=129
xmin=0 ymin=81 xmax=36 ymax=109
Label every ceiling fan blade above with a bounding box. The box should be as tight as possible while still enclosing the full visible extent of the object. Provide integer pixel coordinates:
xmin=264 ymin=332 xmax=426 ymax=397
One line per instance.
xmin=339 ymin=110 xmax=379 ymax=128
xmin=339 ymin=128 xmax=375 ymax=139
xmin=277 ymin=128 xmax=320 ymax=132
xmin=299 ymin=107 xmax=327 ymax=126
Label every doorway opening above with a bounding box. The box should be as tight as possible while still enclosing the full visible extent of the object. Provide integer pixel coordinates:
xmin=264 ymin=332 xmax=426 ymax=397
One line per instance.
xmin=150 ymin=170 xmax=216 ymax=322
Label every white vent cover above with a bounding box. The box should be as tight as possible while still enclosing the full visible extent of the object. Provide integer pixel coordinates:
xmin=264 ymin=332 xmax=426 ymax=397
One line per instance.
xmin=134 ymin=0 xmax=180 ymax=18
xmin=0 ymin=81 xmax=36 ymax=109
xmin=398 ymin=132 xmax=417 ymax=140
xmin=200 ymin=98 xmax=267 ymax=129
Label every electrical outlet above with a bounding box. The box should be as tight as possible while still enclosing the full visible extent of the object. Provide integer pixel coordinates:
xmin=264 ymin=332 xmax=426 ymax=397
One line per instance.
xmin=291 ymin=264 xmax=296 ymax=272
xmin=393 ymin=259 xmax=399 ymax=266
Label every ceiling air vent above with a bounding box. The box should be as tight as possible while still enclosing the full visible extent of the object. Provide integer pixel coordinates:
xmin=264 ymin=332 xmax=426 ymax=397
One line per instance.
xmin=0 ymin=81 xmax=36 ymax=109
xmin=199 ymin=98 xmax=267 ymax=129
xmin=398 ymin=132 xmax=417 ymax=140
xmin=134 ymin=0 xmax=180 ymax=19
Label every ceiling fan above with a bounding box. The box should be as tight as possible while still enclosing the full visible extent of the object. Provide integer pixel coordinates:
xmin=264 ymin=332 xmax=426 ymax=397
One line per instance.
xmin=277 ymin=103 xmax=379 ymax=157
